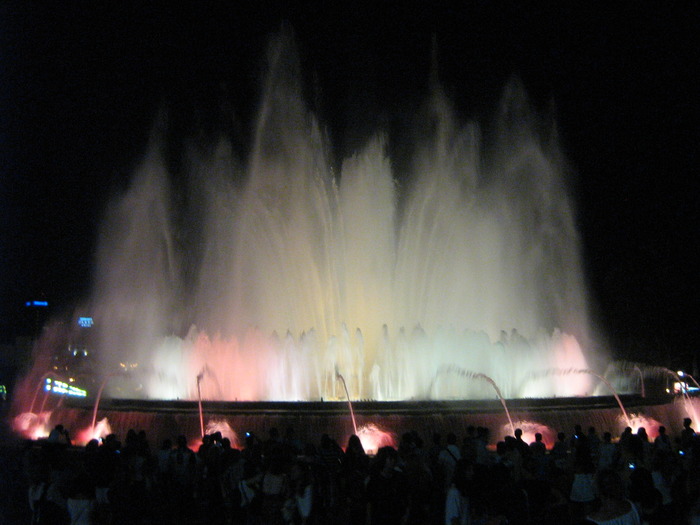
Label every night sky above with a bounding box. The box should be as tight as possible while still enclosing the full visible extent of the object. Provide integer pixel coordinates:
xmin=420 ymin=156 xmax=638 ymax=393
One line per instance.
xmin=0 ymin=3 xmax=697 ymax=368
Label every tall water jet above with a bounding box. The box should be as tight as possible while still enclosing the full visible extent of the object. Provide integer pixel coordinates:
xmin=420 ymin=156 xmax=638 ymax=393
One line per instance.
xmin=56 ymin=30 xmax=596 ymax=403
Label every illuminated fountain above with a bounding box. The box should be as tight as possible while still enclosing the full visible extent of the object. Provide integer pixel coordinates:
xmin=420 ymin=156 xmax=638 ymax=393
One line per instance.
xmin=16 ymin=31 xmax=689 ymax=449
xmin=83 ymin=31 xmax=593 ymax=404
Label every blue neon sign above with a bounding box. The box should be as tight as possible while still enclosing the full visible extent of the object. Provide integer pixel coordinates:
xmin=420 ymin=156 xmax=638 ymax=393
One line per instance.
xmin=26 ymin=300 xmax=49 ymax=307
xmin=45 ymin=378 xmax=87 ymax=397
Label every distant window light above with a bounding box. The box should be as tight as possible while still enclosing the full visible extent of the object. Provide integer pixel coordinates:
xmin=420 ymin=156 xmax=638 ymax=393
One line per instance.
xmin=78 ymin=317 xmax=93 ymax=328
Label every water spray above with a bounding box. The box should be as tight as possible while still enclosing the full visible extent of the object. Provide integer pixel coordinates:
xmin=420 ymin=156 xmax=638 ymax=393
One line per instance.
xmin=197 ymin=369 xmax=206 ymax=438
xmin=431 ymin=366 xmax=515 ymax=435
xmin=336 ymin=367 xmax=358 ymax=435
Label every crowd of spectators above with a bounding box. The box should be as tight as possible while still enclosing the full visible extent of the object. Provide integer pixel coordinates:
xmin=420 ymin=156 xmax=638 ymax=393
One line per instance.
xmin=20 ymin=417 xmax=700 ymax=524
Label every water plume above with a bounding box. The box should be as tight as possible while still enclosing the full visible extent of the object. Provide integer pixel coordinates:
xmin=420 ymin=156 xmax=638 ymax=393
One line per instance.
xmin=85 ymin=30 xmax=595 ymax=401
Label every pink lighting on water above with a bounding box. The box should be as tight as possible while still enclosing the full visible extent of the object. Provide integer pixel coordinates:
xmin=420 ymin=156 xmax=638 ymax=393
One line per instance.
xmin=13 ymin=411 xmax=52 ymax=440
xmin=74 ymin=417 xmax=113 ymax=446
xmin=205 ymin=419 xmax=241 ymax=448
xmin=625 ymin=414 xmax=664 ymax=441
xmin=356 ymin=424 xmax=396 ymax=455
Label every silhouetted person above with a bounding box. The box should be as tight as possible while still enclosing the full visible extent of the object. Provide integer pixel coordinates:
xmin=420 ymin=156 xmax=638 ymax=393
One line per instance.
xmin=586 ymin=469 xmax=641 ymax=524
xmin=438 ymin=433 xmax=461 ymax=491
xmin=366 ymin=446 xmax=409 ymax=525
xmin=598 ymin=432 xmax=618 ymax=472
xmin=341 ymin=434 xmax=369 ymax=525
xmin=47 ymin=424 xmax=71 ymax=446
xmin=551 ymin=432 xmax=569 ymax=470
xmin=681 ymin=418 xmax=695 ymax=451
xmin=653 ymin=426 xmax=672 ymax=454
xmin=445 ymin=459 xmax=473 ymax=525
xmin=513 ymin=428 xmax=530 ymax=459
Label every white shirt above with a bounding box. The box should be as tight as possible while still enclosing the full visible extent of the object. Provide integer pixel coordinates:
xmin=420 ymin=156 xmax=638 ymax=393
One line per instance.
xmin=444 ymin=485 xmax=470 ymax=525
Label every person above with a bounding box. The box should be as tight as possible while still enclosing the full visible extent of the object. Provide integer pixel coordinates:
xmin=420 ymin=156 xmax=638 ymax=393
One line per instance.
xmin=260 ymin=457 xmax=289 ymax=525
xmin=341 ymin=434 xmax=369 ymax=525
xmin=444 ymin=459 xmax=472 ymax=525
xmin=681 ymin=418 xmax=695 ymax=451
xmin=570 ymin=454 xmax=597 ymax=521
xmin=474 ymin=427 xmax=490 ymax=466
xmin=366 ymin=446 xmax=409 ymax=525
xmin=653 ymin=426 xmax=672 ymax=454
xmin=66 ymin=476 xmax=96 ymax=525
xmin=587 ymin=427 xmax=602 ymax=463
xmin=635 ymin=427 xmax=653 ymax=468
xmin=585 ymin=469 xmax=641 ymax=525
xmin=513 ymin=428 xmax=530 ymax=459
xmin=551 ymin=432 xmax=569 ymax=470
xmin=529 ymin=433 xmax=548 ymax=480
xmin=598 ymin=432 xmax=618 ymax=472
xmin=529 ymin=432 xmax=547 ymax=457
xmin=438 ymin=433 xmax=461 ymax=491
xmin=283 ymin=460 xmax=314 ymax=525
xmin=461 ymin=426 xmax=477 ymax=464
xmin=168 ymin=435 xmax=197 ymax=522
xmin=48 ymin=424 xmax=71 ymax=446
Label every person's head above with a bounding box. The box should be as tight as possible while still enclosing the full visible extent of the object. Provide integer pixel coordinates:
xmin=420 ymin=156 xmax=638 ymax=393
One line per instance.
xmin=347 ymin=434 xmax=365 ymax=455
xmin=514 ymin=428 xmax=523 ymax=439
xmin=85 ymin=439 xmax=99 ymax=453
xmin=603 ymin=431 xmax=612 ymax=443
xmin=535 ymin=433 xmax=543 ymax=442
xmin=684 ymin=418 xmax=692 ymax=429
xmin=658 ymin=425 xmax=666 ymax=435
xmin=374 ymin=446 xmax=398 ymax=474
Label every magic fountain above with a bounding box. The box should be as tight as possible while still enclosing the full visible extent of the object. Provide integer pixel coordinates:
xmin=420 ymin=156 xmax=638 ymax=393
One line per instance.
xmin=88 ymin=31 xmax=593 ymax=403
xmin=11 ymin=31 xmax=690 ymax=449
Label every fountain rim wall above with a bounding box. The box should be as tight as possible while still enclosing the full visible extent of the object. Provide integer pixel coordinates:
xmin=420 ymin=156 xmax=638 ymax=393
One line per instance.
xmin=68 ymin=393 xmax=671 ymax=416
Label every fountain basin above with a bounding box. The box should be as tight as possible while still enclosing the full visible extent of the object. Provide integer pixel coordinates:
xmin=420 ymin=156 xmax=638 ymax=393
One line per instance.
xmin=35 ymin=394 xmax=684 ymax=451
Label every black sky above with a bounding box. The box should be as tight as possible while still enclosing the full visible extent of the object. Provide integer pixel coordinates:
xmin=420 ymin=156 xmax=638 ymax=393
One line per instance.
xmin=0 ymin=2 xmax=697 ymax=367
